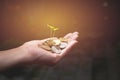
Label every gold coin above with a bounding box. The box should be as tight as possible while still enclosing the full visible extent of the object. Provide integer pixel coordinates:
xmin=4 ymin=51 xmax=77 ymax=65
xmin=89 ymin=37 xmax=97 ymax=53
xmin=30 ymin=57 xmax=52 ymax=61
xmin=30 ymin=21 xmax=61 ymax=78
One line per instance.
xmin=59 ymin=37 xmax=68 ymax=42
xmin=41 ymin=45 xmax=51 ymax=51
xmin=53 ymin=39 xmax=61 ymax=46
xmin=42 ymin=41 xmax=49 ymax=46
xmin=46 ymin=39 xmax=55 ymax=47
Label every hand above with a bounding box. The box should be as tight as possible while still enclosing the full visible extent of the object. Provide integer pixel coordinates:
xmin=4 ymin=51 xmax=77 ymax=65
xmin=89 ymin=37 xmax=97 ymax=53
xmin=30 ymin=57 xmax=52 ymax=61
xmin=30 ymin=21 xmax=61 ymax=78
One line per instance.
xmin=20 ymin=32 xmax=79 ymax=66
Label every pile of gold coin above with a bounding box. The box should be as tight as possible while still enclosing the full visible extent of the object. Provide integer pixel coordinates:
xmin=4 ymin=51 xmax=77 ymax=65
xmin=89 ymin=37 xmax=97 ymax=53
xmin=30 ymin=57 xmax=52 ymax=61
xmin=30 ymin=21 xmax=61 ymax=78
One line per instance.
xmin=40 ymin=38 xmax=68 ymax=54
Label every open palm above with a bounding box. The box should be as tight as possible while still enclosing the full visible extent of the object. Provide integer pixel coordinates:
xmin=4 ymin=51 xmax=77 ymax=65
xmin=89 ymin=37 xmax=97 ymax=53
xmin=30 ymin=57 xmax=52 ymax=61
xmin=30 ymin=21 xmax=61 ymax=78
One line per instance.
xmin=21 ymin=32 xmax=79 ymax=66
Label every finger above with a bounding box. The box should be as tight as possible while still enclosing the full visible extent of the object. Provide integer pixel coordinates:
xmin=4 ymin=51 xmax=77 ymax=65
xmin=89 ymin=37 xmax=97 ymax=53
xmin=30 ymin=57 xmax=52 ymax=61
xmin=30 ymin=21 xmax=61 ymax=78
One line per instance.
xmin=73 ymin=31 xmax=79 ymax=35
xmin=64 ymin=33 xmax=73 ymax=39
xmin=70 ymin=33 xmax=79 ymax=40
xmin=64 ymin=32 xmax=79 ymax=40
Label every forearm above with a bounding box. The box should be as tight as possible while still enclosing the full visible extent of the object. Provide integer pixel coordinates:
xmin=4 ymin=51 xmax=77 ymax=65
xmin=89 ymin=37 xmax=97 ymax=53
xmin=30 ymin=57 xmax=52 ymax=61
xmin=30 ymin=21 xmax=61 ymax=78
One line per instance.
xmin=0 ymin=47 xmax=27 ymax=71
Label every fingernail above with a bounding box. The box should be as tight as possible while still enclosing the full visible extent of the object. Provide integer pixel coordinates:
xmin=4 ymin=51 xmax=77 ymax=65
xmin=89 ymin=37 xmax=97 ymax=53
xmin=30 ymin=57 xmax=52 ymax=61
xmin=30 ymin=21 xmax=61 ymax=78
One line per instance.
xmin=72 ymin=34 xmax=79 ymax=40
xmin=73 ymin=32 xmax=79 ymax=35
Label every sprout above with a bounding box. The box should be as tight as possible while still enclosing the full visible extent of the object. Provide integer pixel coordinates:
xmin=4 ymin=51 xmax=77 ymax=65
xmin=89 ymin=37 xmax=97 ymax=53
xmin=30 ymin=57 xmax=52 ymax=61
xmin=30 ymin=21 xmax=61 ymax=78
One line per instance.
xmin=53 ymin=27 xmax=59 ymax=31
xmin=47 ymin=24 xmax=59 ymax=38
xmin=47 ymin=24 xmax=54 ymax=29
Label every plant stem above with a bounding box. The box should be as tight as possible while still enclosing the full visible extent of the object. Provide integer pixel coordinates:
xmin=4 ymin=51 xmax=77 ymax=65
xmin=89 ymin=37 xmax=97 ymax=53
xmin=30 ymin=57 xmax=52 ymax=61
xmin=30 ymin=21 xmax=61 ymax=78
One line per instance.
xmin=53 ymin=31 xmax=55 ymax=37
xmin=50 ymin=29 xmax=53 ymax=38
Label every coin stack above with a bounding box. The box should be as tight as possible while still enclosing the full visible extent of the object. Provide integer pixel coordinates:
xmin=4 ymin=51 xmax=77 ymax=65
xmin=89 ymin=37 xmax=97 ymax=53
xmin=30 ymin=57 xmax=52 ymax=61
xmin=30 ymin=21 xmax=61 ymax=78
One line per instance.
xmin=40 ymin=38 xmax=68 ymax=54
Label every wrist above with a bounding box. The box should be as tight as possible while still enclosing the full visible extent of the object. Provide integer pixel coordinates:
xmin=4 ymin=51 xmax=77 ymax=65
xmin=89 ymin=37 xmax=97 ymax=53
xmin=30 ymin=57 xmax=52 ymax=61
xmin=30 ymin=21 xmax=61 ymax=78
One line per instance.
xmin=0 ymin=46 xmax=30 ymax=70
xmin=17 ymin=45 xmax=37 ymax=65
xmin=16 ymin=46 xmax=30 ymax=65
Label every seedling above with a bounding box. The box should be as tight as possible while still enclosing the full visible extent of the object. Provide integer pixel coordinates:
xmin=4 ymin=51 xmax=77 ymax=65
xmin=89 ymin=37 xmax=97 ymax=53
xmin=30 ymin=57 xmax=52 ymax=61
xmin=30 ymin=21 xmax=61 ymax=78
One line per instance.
xmin=47 ymin=24 xmax=59 ymax=38
xmin=40 ymin=24 xmax=68 ymax=54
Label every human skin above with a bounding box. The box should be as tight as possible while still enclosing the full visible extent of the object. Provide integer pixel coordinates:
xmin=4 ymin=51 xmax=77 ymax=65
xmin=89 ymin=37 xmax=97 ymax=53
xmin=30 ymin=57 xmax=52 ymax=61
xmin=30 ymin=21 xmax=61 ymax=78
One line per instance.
xmin=0 ymin=32 xmax=79 ymax=71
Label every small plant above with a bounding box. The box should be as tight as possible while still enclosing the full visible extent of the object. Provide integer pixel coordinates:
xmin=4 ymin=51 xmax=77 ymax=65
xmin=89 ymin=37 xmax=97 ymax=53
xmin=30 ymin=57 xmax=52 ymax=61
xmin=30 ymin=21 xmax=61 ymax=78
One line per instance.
xmin=40 ymin=24 xmax=68 ymax=54
xmin=47 ymin=24 xmax=59 ymax=38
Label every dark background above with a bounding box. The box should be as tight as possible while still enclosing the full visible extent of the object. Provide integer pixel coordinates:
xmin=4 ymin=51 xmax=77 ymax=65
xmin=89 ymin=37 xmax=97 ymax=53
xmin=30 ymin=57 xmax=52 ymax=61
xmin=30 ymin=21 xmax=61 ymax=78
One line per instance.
xmin=0 ymin=0 xmax=120 ymax=80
